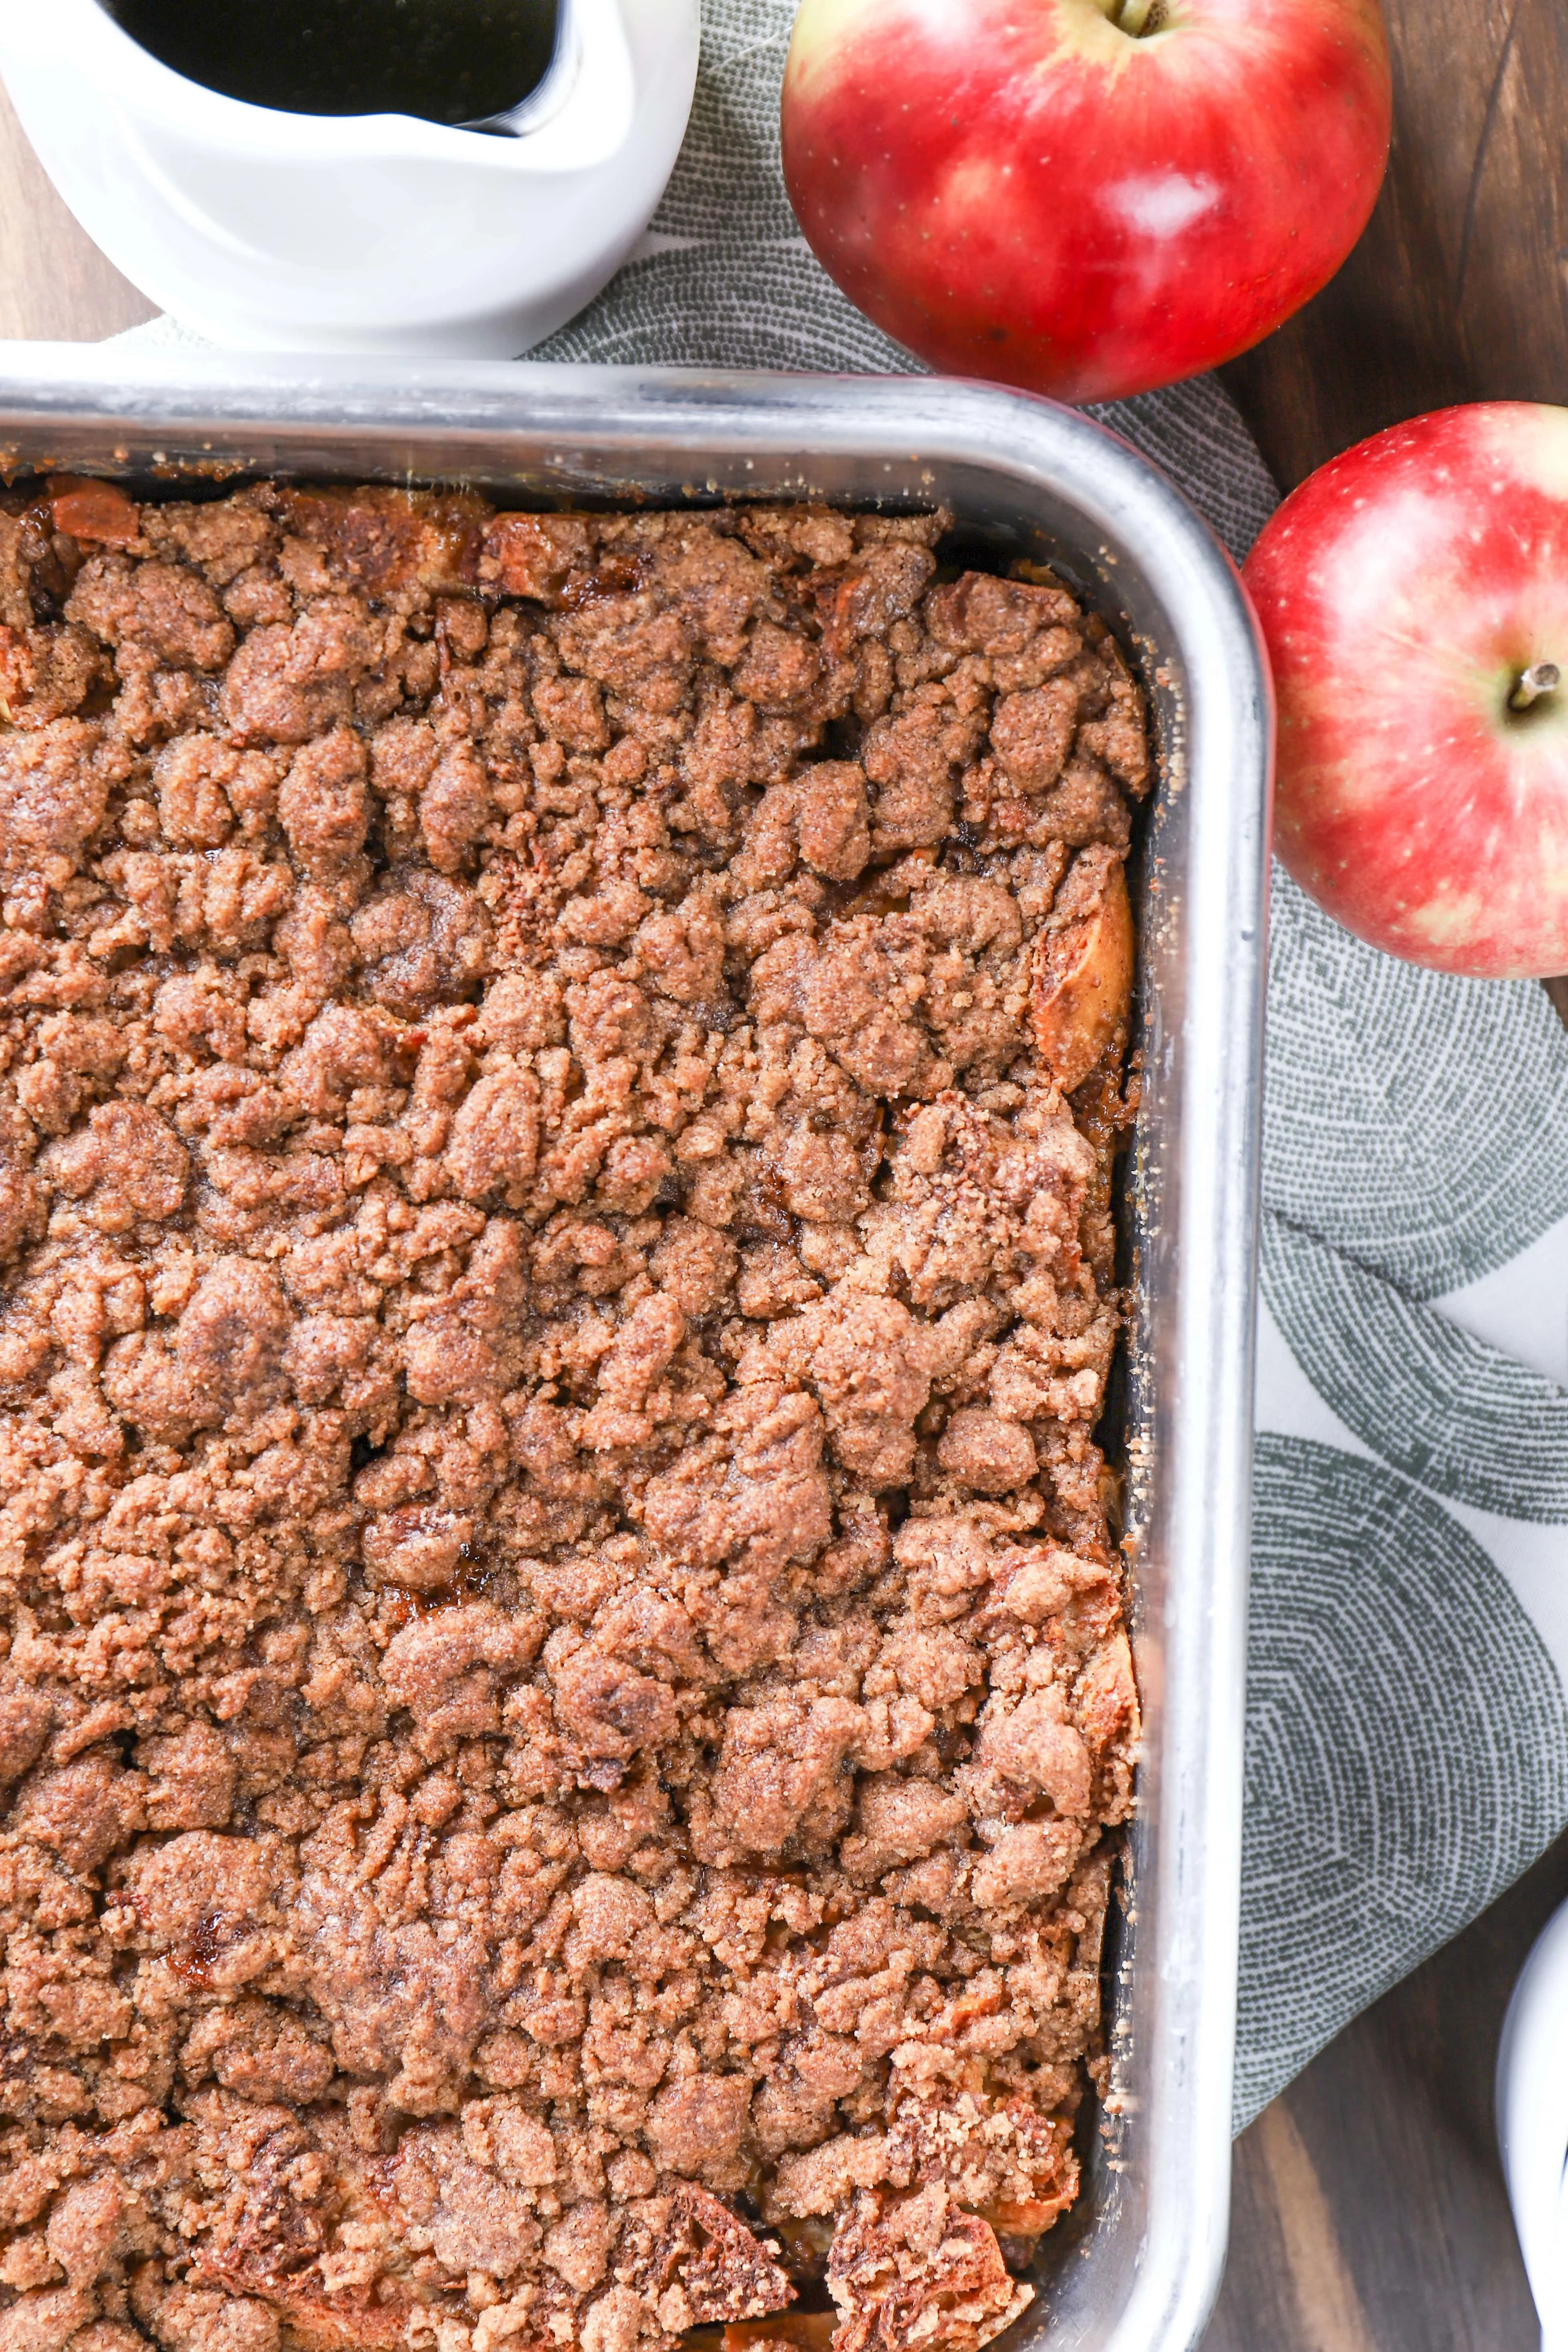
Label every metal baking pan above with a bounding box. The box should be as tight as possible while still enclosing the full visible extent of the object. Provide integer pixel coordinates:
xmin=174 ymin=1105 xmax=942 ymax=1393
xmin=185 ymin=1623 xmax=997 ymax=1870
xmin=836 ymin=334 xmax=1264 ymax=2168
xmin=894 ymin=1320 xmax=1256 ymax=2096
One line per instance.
xmin=0 ymin=350 xmax=1271 ymax=2352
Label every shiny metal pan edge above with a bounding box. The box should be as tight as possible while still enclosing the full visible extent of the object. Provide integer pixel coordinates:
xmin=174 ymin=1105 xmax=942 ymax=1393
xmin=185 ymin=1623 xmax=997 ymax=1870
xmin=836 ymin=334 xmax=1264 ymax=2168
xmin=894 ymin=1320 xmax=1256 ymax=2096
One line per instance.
xmin=0 ymin=352 xmax=1272 ymax=2352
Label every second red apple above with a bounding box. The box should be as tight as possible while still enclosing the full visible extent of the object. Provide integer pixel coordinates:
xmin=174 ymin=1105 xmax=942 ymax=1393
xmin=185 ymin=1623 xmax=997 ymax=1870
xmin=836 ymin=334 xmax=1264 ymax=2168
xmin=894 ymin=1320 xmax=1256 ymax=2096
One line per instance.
xmin=1244 ymin=402 xmax=1568 ymax=978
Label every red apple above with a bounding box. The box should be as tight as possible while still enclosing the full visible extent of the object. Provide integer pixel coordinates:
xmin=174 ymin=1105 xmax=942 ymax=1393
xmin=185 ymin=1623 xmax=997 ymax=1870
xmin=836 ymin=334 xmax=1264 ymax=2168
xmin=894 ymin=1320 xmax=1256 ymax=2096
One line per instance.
xmin=781 ymin=0 xmax=1391 ymax=406
xmin=1243 ymin=403 xmax=1568 ymax=978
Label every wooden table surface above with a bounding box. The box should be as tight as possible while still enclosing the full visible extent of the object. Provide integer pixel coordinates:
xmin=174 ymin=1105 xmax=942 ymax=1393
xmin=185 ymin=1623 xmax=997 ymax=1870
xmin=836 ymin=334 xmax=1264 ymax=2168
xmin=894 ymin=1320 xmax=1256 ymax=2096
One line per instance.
xmin=1218 ymin=0 xmax=1568 ymax=490
xmin=2 ymin=12 xmax=1565 ymax=2340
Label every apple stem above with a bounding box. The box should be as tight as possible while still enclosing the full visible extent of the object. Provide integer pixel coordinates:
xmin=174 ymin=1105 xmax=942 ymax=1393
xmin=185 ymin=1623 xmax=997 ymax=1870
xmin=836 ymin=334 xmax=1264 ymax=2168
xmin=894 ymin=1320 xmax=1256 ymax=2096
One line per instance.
xmin=1113 ymin=0 xmax=1163 ymax=30
xmin=1511 ymin=662 xmax=1561 ymax=711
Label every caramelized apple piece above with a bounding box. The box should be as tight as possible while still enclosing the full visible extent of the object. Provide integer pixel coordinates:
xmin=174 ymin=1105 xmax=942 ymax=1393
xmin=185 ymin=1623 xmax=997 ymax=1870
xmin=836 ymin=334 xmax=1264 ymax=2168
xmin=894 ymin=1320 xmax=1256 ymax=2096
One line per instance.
xmin=724 ymin=2316 xmax=838 ymax=2351
xmin=47 ymin=473 xmax=141 ymax=546
xmin=1031 ymin=845 xmax=1133 ymax=1092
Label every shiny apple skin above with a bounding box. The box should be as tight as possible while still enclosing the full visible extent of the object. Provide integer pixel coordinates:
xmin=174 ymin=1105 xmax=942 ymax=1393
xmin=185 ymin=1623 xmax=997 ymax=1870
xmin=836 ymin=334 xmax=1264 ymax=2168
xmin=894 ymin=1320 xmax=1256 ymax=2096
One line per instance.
xmin=1244 ymin=403 xmax=1568 ymax=979
xmin=781 ymin=0 xmax=1392 ymax=404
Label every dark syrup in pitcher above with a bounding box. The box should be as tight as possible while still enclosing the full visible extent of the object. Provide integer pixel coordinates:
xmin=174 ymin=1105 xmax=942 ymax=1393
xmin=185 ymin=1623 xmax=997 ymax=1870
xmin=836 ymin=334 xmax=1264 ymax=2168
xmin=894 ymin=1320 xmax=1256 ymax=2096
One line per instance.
xmin=102 ymin=0 xmax=562 ymax=126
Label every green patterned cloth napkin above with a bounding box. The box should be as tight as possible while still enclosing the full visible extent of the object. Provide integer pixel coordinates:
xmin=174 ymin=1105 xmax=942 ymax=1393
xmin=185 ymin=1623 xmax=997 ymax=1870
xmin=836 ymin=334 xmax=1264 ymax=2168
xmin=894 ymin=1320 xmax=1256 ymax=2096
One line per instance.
xmin=121 ymin=0 xmax=1568 ymax=2134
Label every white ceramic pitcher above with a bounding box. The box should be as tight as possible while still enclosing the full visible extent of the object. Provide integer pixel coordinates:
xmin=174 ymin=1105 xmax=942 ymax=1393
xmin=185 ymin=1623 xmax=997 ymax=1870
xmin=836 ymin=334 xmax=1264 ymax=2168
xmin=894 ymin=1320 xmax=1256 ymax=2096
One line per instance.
xmin=0 ymin=0 xmax=698 ymax=354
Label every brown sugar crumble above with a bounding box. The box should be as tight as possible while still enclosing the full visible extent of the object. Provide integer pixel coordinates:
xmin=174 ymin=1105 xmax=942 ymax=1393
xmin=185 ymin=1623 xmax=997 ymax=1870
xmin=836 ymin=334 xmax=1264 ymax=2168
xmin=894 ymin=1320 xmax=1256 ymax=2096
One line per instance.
xmin=0 ymin=476 xmax=1145 ymax=2352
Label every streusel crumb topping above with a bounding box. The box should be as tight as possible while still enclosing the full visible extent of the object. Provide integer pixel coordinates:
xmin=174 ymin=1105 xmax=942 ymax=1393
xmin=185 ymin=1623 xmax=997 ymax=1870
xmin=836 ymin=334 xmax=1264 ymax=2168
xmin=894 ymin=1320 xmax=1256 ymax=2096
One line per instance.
xmin=0 ymin=479 xmax=1144 ymax=2352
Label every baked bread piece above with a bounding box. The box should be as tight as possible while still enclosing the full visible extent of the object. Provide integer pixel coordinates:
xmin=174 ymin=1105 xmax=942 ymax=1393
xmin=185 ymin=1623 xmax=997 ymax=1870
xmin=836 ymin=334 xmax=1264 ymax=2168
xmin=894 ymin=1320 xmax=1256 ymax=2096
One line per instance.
xmin=0 ymin=480 xmax=1145 ymax=2352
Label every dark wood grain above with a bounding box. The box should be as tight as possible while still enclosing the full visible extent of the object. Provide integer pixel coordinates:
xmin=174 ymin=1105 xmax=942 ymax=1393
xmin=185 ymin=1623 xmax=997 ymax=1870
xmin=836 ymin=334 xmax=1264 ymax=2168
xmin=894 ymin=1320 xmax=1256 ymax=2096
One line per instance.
xmin=0 ymin=76 xmax=156 ymax=341
xmin=1220 ymin=0 xmax=1568 ymax=491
